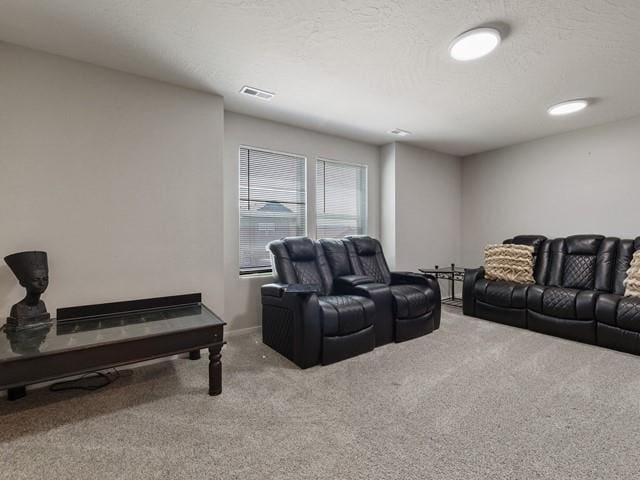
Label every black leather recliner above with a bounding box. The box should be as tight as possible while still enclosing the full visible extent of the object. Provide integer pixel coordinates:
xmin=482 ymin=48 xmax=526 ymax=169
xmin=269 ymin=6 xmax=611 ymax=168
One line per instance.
xmin=261 ymin=236 xmax=377 ymax=368
xmin=344 ymin=236 xmax=441 ymax=342
xmin=595 ymin=237 xmax=640 ymax=354
xmin=262 ymin=235 xmax=442 ymax=367
xmin=464 ymin=234 xmax=640 ymax=355
xmin=526 ymin=235 xmax=617 ymax=344
xmin=318 ymin=238 xmax=395 ymax=346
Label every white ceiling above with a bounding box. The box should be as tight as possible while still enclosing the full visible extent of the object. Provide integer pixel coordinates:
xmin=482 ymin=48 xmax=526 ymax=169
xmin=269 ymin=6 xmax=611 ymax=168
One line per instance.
xmin=1 ymin=0 xmax=640 ymax=156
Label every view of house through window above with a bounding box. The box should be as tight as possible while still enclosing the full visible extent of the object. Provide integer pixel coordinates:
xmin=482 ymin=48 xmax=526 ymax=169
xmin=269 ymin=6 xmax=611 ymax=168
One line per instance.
xmin=239 ymin=147 xmax=306 ymax=273
xmin=316 ymin=159 xmax=367 ymax=238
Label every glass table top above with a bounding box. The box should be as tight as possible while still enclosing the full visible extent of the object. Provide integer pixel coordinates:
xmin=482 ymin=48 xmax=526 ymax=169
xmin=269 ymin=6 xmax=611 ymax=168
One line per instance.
xmin=0 ymin=304 xmax=223 ymax=362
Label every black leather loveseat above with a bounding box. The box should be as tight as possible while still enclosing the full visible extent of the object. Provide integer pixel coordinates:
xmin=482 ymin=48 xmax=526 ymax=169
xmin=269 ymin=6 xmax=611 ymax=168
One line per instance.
xmin=261 ymin=236 xmax=441 ymax=368
xmin=464 ymin=234 xmax=640 ymax=355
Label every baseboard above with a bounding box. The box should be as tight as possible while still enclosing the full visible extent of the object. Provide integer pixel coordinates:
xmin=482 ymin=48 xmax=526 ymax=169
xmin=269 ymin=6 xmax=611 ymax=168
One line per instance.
xmin=226 ymin=325 xmax=261 ymax=338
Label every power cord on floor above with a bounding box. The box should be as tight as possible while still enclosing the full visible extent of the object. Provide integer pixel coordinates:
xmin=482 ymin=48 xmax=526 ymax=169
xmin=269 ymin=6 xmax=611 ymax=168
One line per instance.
xmin=49 ymin=368 xmax=120 ymax=393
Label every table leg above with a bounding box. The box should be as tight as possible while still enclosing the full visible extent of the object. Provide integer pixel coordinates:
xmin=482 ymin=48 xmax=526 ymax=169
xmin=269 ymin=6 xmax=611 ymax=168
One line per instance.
xmin=189 ymin=350 xmax=201 ymax=360
xmin=208 ymin=346 xmax=222 ymax=396
xmin=450 ymin=263 xmax=456 ymax=300
xmin=7 ymin=386 xmax=26 ymax=401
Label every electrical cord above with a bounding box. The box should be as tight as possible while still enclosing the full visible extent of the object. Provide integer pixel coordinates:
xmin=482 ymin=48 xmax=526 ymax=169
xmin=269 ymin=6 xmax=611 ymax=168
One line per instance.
xmin=49 ymin=368 xmax=120 ymax=393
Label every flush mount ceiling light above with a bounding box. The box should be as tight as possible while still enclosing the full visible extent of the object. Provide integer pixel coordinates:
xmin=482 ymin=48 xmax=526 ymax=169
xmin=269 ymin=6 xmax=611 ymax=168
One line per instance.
xmin=240 ymin=85 xmax=275 ymax=101
xmin=547 ymin=99 xmax=589 ymax=116
xmin=389 ymin=128 xmax=412 ymax=137
xmin=449 ymin=27 xmax=502 ymax=61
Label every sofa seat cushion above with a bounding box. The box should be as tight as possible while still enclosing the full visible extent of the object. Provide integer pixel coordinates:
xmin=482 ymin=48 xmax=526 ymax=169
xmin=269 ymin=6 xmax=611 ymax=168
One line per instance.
xmin=617 ymin=297 xmax=640 ymax=332
xmin=598 ymin=294 xmax=640 ymax=332
xmin=390 ymin=284 xmax=435 ymax=319
xmin=473 ymin=279 xmax=528 ymax=309
xmin=527 ymin=285 xmax=598 ymax=320
xmin=319 ymin=295 xmax=375 ymax=337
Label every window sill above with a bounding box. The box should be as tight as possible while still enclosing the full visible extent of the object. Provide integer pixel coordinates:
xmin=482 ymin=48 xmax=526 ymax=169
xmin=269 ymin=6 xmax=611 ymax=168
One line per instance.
xmin=239 ymin=270 xmax=273 ymax=279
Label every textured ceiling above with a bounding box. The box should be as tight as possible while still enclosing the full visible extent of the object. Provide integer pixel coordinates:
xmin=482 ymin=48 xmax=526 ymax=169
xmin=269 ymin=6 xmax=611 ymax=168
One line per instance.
xmin=1 ymin=0 xmax=640 ymax=155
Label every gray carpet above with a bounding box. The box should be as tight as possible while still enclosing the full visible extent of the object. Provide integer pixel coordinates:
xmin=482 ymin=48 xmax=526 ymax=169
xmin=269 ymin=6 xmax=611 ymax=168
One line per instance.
xmin=2 ymin=307 xmax=640 ymax=480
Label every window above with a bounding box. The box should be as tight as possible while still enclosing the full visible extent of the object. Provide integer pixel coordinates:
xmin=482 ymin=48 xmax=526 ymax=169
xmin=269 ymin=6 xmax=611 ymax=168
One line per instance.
xmin=239 ymin=147 xmax=306 ymax=274
xmin=316 ymin=159 xmax=367 ymax=238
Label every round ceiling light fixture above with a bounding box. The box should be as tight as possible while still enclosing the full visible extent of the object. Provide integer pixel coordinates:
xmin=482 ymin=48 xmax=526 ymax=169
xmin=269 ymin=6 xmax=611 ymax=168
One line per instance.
xmin=449 ymin=27 xmax=502 ymax=61
xmin=547 ymin=99 xmax=589 ymax=116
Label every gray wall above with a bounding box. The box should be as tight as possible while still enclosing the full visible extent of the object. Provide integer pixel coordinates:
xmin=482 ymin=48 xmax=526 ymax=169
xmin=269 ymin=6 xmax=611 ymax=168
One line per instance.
xmin=379 ymin=143 xmax=462 ymax=299
xmin=462 ymin=115 xmax=640 ymax=266
xmin=223 ymin=111 xmax=381 ymax=331
xmin=395 ymin=143 xmax=462 ymax=271
xmin=0 ymin=43 xmax=225 ymax=319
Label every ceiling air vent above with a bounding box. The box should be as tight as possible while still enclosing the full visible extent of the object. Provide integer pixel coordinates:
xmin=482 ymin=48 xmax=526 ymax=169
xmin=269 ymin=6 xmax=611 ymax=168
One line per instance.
xmin=240 ymin=86 xmax=275 ymax=101
xmin=388 ymin=128 xmax=412 ymax=137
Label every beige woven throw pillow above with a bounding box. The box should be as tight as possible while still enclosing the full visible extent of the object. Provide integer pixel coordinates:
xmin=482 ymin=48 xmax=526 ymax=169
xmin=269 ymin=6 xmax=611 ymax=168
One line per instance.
xmin=484 ymin=244 xmax=535 ymax=284
xmin=624 ymin=251 xmax=640 ymax=297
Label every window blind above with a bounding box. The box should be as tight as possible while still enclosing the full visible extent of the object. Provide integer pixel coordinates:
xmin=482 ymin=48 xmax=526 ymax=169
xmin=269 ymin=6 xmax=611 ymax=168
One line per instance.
xmin=239 ymin=147 xmax=306 ymax=273
xmin=316 ymin=159 xmax=367 ymax=238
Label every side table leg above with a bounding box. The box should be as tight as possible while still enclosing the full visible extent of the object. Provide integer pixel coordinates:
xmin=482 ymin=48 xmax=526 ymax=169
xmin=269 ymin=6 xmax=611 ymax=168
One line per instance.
xmin=208 ymin=347 xmax=222 ymax=396
xmin=7 ymin=386 xmax=26 ymax=401
xmin=189 ymin=350 xmax=201 ymax=360
xmin=450 ymin=263 xmax=456 ymax=300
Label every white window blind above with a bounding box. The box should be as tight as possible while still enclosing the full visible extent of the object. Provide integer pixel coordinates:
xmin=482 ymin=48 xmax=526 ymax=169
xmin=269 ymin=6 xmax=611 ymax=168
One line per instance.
xmin=316 ymin=159 xmax=367 ymax=238
xmin=239 ymin=147 xmax=306 ymax=273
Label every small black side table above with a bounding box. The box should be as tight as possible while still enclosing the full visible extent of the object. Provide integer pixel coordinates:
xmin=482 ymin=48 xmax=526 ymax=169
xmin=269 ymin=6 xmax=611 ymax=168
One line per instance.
xmin=419 ymin=264 xmax=465 ymax=307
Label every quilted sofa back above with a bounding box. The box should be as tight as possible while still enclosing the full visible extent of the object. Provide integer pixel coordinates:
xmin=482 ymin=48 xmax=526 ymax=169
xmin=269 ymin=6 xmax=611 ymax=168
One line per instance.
xmin=268 ymin=236 xmax=334 ymax=296
xmin=545 ymin=235 xmax=618 ymax=292
xmin=343 ymin=236 xmax=392 ymax=285
xmin=503 ymin=235 xmax=549 ymax=285
xmin=318 ymin=238 xmax=353 ymax=279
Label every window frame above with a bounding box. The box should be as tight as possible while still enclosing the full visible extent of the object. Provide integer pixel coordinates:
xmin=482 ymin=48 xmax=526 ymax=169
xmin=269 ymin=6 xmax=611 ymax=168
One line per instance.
xmin=238 ymin=145 xmax=308 ymax=276
xmin=315 ymin=157 xmax=368 ymax=239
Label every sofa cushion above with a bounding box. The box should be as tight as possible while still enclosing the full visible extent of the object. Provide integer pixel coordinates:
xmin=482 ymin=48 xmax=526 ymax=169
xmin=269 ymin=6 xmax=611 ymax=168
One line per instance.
xmin=318 ymin=239 xmax=352 ymax=278
xmin=473 ymin=279 xmax=528 ymax=309
xmin=349 ymin=235 xmax=377 ymax=256
xmin=484 ymin=244 xmax=535 ymax=284
xmin=624 ymin=251 xmax=640 ymax=297
xmin=563 ymin=255 xmax=596 ymax=289
xmin=527 ymin=286 xmax=597 ymax=320
xmin=319 ymin=295 xmax=375 ymax=337
xmin=389 ymin=284 xmax=435 ymax=319
xmin=283 ymin=236 xmax=316 ymax=261
xmin=616 ymin=297 xmax=640 ymax=332
xmin=344 ymin=236 xmax=392 ymax=285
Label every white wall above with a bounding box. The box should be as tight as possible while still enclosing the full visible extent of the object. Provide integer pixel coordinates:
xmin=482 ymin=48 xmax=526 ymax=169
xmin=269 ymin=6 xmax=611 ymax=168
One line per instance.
xmin=0 ymin=42 xmax=225 ymax=321
xmin=462 ymin=115 xmax=640 ymax=266
xmin=381 ymin=143 xmax=462 ymax=272
xmin=223 ymin=112 xmax=381 ymax=331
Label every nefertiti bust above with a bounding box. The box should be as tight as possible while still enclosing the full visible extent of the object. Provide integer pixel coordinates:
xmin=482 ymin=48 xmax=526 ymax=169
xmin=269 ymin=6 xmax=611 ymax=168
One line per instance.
xmin=5 ymin=251 xmax=51 ymax=329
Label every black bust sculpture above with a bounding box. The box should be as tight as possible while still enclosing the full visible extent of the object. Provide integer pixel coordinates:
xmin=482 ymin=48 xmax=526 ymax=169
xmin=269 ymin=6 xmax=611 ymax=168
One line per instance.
xmin=4 ymin=251 xmax=51 ymax=330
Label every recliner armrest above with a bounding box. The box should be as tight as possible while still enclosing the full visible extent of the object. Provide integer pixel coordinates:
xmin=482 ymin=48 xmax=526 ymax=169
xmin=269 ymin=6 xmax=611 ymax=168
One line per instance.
xmin=462 ymin=267 xmax=484 ymax=316
xmin=261 ymin=283 xmax=321 ymax=298
xmin=390 ymin=271 xmax=431 ymax=285
xmin=334 ymin=275 xmax=376 ymax=289
xmin=333 ymin=280 xmax=395 ymax=346
xmin=595 ymin=293 xmax=621 ymax=325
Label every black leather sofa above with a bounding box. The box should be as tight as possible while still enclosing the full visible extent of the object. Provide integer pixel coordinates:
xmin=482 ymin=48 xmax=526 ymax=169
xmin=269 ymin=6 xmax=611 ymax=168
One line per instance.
xmin=464 ymin=234 xmax=640 ymax=355
xmin=261 ymin=236 xmax=441 ymax=368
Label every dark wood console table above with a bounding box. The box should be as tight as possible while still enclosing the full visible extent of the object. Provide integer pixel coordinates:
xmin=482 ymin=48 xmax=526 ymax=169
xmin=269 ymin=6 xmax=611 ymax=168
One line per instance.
xmin=0 ymin=294 xmax=225 ymax=401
